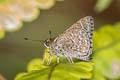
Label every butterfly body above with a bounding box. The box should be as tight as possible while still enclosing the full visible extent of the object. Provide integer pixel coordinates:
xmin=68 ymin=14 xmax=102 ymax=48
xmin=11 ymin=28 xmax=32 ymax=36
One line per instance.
xmin=43 ymin=16 xmax=94 ymax=65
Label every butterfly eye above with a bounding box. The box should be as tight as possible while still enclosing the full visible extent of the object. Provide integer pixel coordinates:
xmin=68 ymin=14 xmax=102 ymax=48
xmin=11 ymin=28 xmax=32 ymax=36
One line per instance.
xmin=46 ymin=41 xmax=49 ymax=46
xmin=44 ymin=40 xmax=50 ymax=48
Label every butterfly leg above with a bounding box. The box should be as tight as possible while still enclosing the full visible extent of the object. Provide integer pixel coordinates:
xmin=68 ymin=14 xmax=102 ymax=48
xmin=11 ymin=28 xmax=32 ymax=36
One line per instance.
xmin=41 ymin=52 xmax=47 ymax=65
xmin=80 ymin=56 xmax=90 ymax=61
xmin=46 ymin=55 xmax=52 ymax=65
xmin=67 ymin=57 xmax=74 ymax=64
xmin=57 ymin=56 xmax=60 ymax=64
xmin=69 ymin=57 xmax=74 ymax=64
xmin=41 ymin=51 xmax=50 ymax=65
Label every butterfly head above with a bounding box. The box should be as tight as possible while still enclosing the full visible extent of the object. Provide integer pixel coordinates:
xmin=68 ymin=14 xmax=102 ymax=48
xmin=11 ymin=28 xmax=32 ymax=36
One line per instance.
xmin=44 ymin=39 xmax=50 ymax=48
xmin=44 ymin=30 xmax=54 ymax=49
xmin=24 ymin=30 xmax=54 ymax=49
xmin=44 ymin=38 xmax=54 ymax=49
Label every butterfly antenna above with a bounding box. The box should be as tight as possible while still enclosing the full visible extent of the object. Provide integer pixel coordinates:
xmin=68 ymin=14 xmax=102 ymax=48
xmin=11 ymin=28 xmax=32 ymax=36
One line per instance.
xmin=24 ymin=37 xmax=44 ymax=42
xmin=49 ymin=30 xmax=52 ymax=40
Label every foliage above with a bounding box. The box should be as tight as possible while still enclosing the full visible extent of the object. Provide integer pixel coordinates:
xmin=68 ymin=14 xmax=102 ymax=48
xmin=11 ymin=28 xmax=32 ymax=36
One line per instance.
xmin=0 ymin=0 xmax=120 ymax=39
xmin=95 ymin=0 xmax=112 ymax=13
xmin=15 ymin=60 xmax=93 ymax=80
xmin=95 ymin=0 xmax=120 ymax=13
xmin=36 ymin=0 xmax=56 ymax=9
xmin=92 ymin=22 xmax=120 ymax=80
xmin=14 ymin=22 xmax=120 ymax=80
xmin=15 ymin=49 xmax=94 ymax=80
xmin=0 ymin=0 xmax=62 ymax=39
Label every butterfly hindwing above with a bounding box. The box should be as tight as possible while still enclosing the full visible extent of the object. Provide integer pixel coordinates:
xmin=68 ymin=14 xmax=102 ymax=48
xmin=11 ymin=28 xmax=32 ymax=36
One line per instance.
xmin=51 ymin=16 xmax=94 ymax=61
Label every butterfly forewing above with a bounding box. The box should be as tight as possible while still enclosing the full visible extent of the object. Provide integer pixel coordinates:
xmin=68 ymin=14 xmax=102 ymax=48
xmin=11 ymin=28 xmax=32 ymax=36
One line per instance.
xmin=50 ymin=16 xmax=94 ymax=61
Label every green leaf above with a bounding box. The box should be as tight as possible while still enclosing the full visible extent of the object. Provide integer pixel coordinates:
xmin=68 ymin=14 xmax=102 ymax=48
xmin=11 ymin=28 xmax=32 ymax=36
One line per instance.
xmin=15 ymin=61 xmax=93 ymax=80
xmin=93 ymin=47 xmax=120 ymax=79
xmin=56 ymin=0 xmax=64 ymax=1
xmin=15 ymin=72 xmax=28 ymax=80
xmin=95 ymin=0 xmax=112 ymax=13
xmin=15 ymin=69 xmax=51 ymax=80
xmin=0 ymin=27 xmax=5 ymax=39
xmin=91 ymin=69 xmax=105 ymax=80
xmin=36 ymin=0 xmax=56 ymax=9
xmin=0 ymin=0 xmax=13 ymax=3
xmin=0 ymin=0 xmax=6 ymax=2
xmin=93 ymin=22 xmax=120 ymax=79
xmin=93 ymin=24 xmax=119 ymax=50
xmin=51 ymin=62 xmax=93 ymax=80
xmin=0 ymin=0 xmax=61 ymax=39
xmin=27 ymin=58 xmax=49 ymax=72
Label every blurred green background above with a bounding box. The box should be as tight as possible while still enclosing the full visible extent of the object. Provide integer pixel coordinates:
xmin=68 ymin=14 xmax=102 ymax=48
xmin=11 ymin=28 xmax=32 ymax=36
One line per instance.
xmin=0 ymin=0 xmax=120 ymax=80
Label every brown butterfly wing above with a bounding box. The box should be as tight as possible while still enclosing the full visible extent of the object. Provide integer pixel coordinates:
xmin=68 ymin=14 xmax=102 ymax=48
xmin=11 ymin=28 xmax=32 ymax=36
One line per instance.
xmin=51 ymin=16 xmax=94 ymax=60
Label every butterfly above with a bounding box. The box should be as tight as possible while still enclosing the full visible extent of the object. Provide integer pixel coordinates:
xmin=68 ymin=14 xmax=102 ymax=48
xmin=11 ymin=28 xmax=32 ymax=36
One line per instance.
xmin=42 ymin=16 xmax=94 ymax=65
